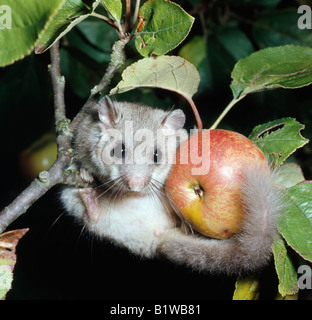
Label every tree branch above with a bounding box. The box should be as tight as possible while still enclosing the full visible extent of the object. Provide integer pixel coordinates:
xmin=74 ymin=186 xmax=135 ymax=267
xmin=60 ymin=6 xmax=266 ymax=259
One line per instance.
xmin=0 ymin=36 xmax=130 ymax=235
xmin=49 ymin=42 xmax=66 ymax=129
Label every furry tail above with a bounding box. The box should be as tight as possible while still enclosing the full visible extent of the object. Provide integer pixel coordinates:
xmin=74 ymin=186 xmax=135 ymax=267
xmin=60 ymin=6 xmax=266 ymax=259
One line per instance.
xmin=157 ymin=165 xmax=284 ymax=275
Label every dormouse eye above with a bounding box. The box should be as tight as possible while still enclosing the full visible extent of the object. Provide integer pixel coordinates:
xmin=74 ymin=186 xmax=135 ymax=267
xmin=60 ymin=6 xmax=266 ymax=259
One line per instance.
xmin=153 ymin=148 xmax=162 ymax=164
xmin=111 ymin=142 xmax=126 ymax=160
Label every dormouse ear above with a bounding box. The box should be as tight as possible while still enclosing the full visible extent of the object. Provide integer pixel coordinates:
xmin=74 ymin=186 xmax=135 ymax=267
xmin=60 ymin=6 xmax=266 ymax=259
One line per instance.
xmin=98 ymin=96 xmax=120 ymax=128
xmin=161 ymin=109 xmax=186 ymax=136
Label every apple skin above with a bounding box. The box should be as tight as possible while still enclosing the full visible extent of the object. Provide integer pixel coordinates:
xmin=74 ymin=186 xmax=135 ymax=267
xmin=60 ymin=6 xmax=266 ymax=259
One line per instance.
xmin=165 ymin=129 xmax=268 ymax=239
xmin=19 ymin=133 xmax=57 ymax=181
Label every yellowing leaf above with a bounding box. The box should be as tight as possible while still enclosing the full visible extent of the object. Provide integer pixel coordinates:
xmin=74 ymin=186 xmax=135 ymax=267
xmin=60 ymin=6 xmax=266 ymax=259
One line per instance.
xmin=110 ymin=55 xmax=200 ymax=99
xmin=0 ymin=229 xmax=29 ymax=300
xmin=272 ymin=236 xmax=299 ymax=297
xmin=233 ymin=276 xmax=260 ymax=300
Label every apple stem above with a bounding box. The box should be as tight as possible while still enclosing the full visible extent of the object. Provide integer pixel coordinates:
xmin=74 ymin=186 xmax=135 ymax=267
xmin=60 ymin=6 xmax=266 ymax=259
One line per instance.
xmin=185 ymin=96 xmax=203 ymax=132
xmin=193 ymin=185 xmax=204 ymax=198
xmin=210 ymin=96 xmax=245 ymax=130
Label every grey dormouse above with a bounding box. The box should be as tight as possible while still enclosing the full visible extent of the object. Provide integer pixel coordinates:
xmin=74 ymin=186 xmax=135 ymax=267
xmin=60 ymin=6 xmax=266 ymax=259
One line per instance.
xmin=60 ymin=96 xmax=284 ymax=275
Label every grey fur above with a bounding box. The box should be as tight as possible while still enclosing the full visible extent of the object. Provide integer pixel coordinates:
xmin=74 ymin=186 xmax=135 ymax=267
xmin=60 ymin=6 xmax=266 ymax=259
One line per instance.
xmin=61 ymin=97 xmax=284 ymax=275
xmin=157 ymin=165 xmax=284 ymax=275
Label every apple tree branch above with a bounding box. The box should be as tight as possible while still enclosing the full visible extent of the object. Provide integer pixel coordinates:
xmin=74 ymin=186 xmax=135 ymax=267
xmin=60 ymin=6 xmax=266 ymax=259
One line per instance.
xmin=0 ymin=36 xmax=130 ymax=235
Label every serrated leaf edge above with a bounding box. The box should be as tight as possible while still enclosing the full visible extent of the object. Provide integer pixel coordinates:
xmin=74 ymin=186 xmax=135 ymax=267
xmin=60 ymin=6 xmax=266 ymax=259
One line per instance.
xmin=135 ymin=0 xmax=195 ymax=57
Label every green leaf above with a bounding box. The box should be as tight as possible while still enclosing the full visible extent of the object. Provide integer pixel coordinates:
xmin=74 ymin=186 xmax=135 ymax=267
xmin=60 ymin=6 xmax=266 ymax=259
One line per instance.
xmin=232 ymin=276 xmax=260 ymax=300
xmin=0 ymin=0 xmax=65 ymax=67
xmin=178 ymin=36 xmax=212 ymax=95
xmin=70 ymin=17 xmax=118 ymax=63
xmin=110 ymin=55 xmax=200 ymax=99
xmin=253 ymin=9 xmax=312 ymax=48
xmin=230 ymin=45 xmax=312 ymax=100
xmin=275 ymin=163 xmax=305 ymax=189
xmin=178 ymin=36 xmax=206 ymax=70
xmin=60 ymin=48 xmax=101 ymax=98
xmin=135 ymin=0 xmax=194 ymax=57
xmin=272 ymin=236 xmax=299 ymax=297
xmin=278 ymin=182 xmax=312 ymax=263
xmin=214 ymin=25 xmax=255 ymax=62
xmin=35 ymin=0 xmax=101 ymax=53
xmin=248 ymin=118 xmax=309 ymax=166
xmin=101 ymin=0 xmax=122 ymax=23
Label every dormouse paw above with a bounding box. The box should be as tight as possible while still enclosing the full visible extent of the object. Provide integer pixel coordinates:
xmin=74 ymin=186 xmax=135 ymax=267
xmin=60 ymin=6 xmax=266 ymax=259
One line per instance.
xmin=78 ymin=188 xmax=101 ymax=222
xmin=79 ymin=168 xmax=95 ymax=184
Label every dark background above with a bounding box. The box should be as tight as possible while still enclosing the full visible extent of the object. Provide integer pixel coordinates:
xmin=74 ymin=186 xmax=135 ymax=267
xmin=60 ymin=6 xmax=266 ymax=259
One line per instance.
xmin=1 ymin=0 xmax=312 ymax=299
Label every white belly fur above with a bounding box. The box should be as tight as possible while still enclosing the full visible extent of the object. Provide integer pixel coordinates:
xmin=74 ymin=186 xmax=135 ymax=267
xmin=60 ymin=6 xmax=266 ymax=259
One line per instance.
xmin=61 ymin=188 xmax=176 ymax=258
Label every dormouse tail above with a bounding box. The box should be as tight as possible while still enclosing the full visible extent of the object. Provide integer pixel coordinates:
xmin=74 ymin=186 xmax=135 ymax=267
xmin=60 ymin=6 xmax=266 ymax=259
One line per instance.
xmin=157 ymin=165 xmax=284 ymax=275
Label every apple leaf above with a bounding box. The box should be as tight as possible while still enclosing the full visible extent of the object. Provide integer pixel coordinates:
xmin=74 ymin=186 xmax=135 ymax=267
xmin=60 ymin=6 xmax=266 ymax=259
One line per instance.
xmin=232 ymin=276 xmax=260 ymax=300
xmin=274 ymin=163 xmax=305 ymax=189
xmin=0 ymin=0 xmax=65 ymax=67
xmin=272 ymin=236 xmax=299 ymax=297
xmin=248 ymin=118 xmax=309 ymax=166
xmin=101 ymin=0 xmax=122 ymax=24
xmin=230 ymin=45 xmax=312 ymax=100
xmin=278 ymin=182 xmax=312 ymax=263
xmin=110 ymin=55 xmax=200 ymax=99
xmin=135 ymin=0 xmax=194 ymax=57
xmin=0 ymin=229 xmax=29 ymax=300
xmin=35 ymin=0 xmax=101 ymax=54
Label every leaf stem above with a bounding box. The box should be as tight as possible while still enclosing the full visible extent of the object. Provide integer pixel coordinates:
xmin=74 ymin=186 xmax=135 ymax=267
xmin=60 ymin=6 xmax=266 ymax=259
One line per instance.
xmin=209 ymin=96 xmax=245 ymax=129
xmin=91 ymin=12 xmax=114 ymax=25
xmin=184 ymin=96 xmax=203 ymax=132
xmin=131 ymin=0 xmax=141 ymax=29
xmin=125 ymin=0 xmax=131 ymax=32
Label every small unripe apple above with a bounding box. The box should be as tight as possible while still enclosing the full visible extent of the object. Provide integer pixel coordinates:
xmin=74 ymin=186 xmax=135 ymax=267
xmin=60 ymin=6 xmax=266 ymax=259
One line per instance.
xmin=19 ymin=133 xmax=57 ymax=181
xmin=165 ymin=129 xmax=268 ymax=239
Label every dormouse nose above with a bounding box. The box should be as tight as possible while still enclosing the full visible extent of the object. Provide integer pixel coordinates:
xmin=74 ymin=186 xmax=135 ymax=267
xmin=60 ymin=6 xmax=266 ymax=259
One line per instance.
xmin=124 ymin=174 xmax=150 ymax=192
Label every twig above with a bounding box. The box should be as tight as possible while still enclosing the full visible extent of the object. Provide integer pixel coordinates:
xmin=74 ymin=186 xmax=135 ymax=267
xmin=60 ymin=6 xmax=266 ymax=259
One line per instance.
xmin=0 ymin=156 xmax=59 ymax=234
xmin=0 ymin=37 xmax=129 ymax=234
xmin=49 ymin=42 xmax=66 ymax=129
xmin=70 ymin=37 xmax=130 ymax=130
xmin=90 ymin=39 xmax=128 ymax=96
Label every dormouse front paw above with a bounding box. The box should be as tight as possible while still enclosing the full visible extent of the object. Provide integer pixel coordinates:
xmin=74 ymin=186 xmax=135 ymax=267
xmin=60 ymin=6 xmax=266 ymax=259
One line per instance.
xmin=79 ymin=168 xmax=95 ymax=184
xmin=78 ymin=188 xmax=101 ymax=222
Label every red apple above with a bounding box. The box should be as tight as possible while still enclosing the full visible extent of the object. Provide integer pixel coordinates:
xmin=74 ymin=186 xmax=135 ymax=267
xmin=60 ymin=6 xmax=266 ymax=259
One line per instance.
xmin=165 ymin=129 xmax=268 ymax=239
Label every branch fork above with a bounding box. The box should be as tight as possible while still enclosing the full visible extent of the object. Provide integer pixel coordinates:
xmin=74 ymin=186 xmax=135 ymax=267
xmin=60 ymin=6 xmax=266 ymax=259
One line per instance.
xmin=0 ymin=32 xmax=132 ymax=234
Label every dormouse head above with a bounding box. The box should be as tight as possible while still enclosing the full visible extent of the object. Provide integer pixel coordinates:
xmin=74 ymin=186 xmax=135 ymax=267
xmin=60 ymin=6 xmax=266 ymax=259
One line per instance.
xmin=94 ymin=96 xmax=187 ymax=194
